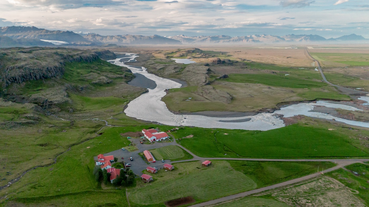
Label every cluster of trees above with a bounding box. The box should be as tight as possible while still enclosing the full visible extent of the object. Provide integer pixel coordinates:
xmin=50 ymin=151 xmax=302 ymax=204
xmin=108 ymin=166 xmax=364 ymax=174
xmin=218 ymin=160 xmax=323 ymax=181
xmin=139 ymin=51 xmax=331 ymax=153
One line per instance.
xmin=93 ymin=165 xmax=135 ymax=187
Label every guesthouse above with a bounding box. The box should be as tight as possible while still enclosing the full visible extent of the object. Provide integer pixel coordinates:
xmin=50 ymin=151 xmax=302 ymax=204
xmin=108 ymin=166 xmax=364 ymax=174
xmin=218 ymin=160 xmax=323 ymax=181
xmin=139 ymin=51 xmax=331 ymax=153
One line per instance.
xmin=164 ymin=164 xmax=174 ymax=171
xmin=146 ymin=166 xmax=157 ymax=174
xmin=143 ymin=150 xmax=156 ymax=163
xmin=95 ymin=154 xmax=115 ymax=170
xmin=107 ymin=168 xmax=121 ymax=183
xmin=142 ymin=129 xmax=170 ymax=142
xmin=141 ymin=174 xmax=153 ymax=183
xmin=202 ymin=160 xmax=212 ymax=167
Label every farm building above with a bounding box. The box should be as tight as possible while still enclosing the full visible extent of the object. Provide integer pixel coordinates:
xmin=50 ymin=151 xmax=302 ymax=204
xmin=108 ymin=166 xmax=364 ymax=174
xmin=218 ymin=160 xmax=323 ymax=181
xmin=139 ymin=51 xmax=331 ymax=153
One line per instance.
xmin=141 ymin=174 xmax=153 ymax=183
xmin=146 ymin=166 xmax=158 ymax=174
xmin=202 ymin=160 xmax=212 ymax=167
xmin=143 ymin=150 xmax=156 ymax=163
xmin=95 ymin=154 xmax=114 ymax=170
xmin=142 ymin=129 xmax=170 ymax=142
xmin=107 ymin=168 xmax=121 ymax=183
xmin=164 ymin=164 xmax=174 ymax=171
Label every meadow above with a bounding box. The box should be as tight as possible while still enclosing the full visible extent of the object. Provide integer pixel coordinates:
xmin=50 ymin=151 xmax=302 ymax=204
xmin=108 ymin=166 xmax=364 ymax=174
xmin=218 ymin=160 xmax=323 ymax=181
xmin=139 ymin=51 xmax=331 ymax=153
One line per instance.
xmin=173 ymin=122 xmax=369 ymax=158
xmin=311 ymin=52 xmax=369 ymax=67
xmin=150 ymin=145 xmax=193 ymax=161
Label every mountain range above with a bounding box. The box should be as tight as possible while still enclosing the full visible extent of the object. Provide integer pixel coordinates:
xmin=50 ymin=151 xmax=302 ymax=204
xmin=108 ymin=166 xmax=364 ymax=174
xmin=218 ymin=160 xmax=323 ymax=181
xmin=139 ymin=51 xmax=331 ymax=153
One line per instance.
xmin=0 ymin=26 xmax=367 ymax=47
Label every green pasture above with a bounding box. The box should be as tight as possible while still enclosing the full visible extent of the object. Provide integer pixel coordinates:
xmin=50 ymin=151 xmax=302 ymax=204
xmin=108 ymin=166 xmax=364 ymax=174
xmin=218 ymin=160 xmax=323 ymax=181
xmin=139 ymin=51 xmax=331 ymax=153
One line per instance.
xmin=150 ymin=145 xmax=193 ymax=161
xmin=215 ymin=196 xmax=289 ymax=207
xmin=311 ymin=53 xmax=369 ymax=66
xmin=173 ymin=123 xmax=369 ymax=158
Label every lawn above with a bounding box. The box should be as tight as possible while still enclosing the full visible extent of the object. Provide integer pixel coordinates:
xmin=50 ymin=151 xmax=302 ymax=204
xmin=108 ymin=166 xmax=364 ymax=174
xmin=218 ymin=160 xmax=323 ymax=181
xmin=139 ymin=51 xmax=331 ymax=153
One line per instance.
xmin=150 ymin=145 xmax=193 ymax=161
xmin=229 ymin=161 xmax=336 ymax=187
xmin=128 ymin=161 xmax=257 ymax=205
xmin=173 ymin=123 xmax=369 ymax=158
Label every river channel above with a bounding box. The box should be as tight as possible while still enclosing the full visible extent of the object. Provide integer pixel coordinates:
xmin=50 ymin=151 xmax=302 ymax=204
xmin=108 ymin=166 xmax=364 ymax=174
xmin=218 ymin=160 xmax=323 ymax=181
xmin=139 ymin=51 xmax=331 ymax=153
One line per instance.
xmin=112 ymin=53 xmax=369 ymax=131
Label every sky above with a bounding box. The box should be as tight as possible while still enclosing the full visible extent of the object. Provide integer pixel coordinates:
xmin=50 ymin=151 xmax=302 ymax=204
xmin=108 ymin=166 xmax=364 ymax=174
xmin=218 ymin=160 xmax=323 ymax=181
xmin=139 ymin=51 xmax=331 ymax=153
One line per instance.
xmin=0 ymin=0 xmax=368 ymax=38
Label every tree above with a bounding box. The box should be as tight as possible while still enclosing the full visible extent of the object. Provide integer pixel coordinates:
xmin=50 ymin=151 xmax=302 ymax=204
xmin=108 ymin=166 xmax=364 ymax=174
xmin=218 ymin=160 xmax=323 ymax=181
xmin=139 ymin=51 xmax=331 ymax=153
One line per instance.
xmin=102 ymin=169 xmax=108 ymax=185
xmin=93 ymin=166 xmax=102 ymax=182
xmin=113 ymin=177 xmax=123 ymax=186
xmin=114 ymin=157 xmax=118 ymax=162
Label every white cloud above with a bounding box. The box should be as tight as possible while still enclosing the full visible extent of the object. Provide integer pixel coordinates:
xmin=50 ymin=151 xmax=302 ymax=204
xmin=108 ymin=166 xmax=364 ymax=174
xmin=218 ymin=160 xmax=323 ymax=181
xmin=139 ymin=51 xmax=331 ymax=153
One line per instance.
xmin=334 ymin=0 xmax=349 ymax=5
xmin=280 ymin=0 xmax=314 ymax=7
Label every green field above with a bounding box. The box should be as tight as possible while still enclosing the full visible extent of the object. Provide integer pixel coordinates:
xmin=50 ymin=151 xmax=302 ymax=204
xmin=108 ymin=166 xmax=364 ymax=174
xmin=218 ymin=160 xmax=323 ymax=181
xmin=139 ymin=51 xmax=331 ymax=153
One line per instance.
xmin=173 ymin=123 xmax=369 ymax=158
xmin=311 ymin=53 xmax=369 ymax=66
xmin=128 ymin=160 xmax=336 ymax=206
xmin=150 ymin=145 xmax=193 ymax=161
xmin=222 ymin=73 xmax=326 ymax=88
xmin=215 ymin=196 xmax=289 ymax=207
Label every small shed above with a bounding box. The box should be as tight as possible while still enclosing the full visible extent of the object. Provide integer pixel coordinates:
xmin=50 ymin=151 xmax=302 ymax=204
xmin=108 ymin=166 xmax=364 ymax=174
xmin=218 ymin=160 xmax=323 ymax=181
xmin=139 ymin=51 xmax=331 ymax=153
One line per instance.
xmin=141 ymin=174 xmax=153 ymax=183
xmin=202 ymin=160 xmax=212 ymax=167
xmin=146 ymin=166 xmax=157 ymax=174
xmin=164 ymin=164 xmax=174 ymax=171
xmin=143 ymin=150 xmax=155 ymax=162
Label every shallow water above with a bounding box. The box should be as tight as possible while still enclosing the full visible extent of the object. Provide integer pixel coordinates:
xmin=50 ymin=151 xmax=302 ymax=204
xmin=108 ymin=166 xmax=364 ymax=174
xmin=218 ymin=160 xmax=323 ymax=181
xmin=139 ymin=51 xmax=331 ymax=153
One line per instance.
xmin=112 ymin=53 xmax=369 ymax=131
xmin=172 ymin=58 xmax=196 ymax=64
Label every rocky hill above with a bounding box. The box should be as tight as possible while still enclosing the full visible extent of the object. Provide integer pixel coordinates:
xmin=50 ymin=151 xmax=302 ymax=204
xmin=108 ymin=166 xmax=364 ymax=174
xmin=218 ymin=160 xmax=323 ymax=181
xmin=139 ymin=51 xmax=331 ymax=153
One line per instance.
xmin=0 ymin=48 xmax=116 ymax=88
xmin=83 ymin=33 xmax=181 ymax=45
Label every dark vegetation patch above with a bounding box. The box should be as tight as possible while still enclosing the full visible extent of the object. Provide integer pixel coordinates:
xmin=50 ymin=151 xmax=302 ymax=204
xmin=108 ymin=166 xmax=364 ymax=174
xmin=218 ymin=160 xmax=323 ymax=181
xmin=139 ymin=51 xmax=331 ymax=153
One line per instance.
xmin=165 ymin=196 xmax=195 ymax=207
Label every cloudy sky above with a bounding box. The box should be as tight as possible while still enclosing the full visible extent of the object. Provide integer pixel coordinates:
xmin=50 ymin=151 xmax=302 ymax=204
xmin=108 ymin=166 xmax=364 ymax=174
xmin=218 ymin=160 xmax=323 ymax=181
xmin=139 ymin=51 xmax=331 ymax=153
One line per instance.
xmin=0 ymin=0 xmax=367 ymax=37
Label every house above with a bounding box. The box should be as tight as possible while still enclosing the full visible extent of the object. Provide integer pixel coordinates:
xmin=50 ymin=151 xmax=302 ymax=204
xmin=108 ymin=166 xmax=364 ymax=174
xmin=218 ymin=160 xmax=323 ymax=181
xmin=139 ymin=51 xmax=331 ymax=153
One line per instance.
xmin=107 ymin=168 xmax=121 ymax=183
xmin=202 ymin=160 xmax=212 ymax=167
xmin=164 ymin=164 xmax=174 ymax=171
xmin=146 ymin=166 xmax=157 ymax=174
xmin=142 ymin=129 xmax=170 ymax=142
xmin=96 ymin=154 xmax=115 ymax=170
xmin=143 ymin=150 xmax=156 ymax=163
xmin=141 ymin=174 xmax=153 ymax=183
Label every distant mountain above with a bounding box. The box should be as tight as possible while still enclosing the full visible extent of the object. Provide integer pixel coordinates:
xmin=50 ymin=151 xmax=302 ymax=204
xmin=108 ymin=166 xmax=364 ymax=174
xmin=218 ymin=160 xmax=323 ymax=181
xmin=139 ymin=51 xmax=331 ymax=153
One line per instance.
xmin=168 ymin=34 xmax=366 ymax=44
xmin=0 ymin=35 xmax=53 ymax=48
xmin=0 ymin=26 xmax=90 ymax=45
xmin=83 ymin=33 xmax=181 ymax=45
xmin=333 ymin=34 xmax=366 ymax=41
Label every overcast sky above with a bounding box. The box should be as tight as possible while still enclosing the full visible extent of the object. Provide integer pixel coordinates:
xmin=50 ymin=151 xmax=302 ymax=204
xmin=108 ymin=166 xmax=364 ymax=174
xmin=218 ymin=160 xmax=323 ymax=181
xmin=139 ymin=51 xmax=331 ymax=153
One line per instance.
xmin=0 ymin=0 xmax=367 ymax=38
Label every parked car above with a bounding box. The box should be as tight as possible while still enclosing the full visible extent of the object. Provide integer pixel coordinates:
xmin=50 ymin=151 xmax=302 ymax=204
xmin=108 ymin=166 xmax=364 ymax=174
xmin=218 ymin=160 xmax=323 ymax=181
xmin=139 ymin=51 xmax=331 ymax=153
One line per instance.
xmin=140 ymin=141 xmax=143 ymax=144
xmin=121 ymin=148 xmax=125 ymax=151
xmin=162 ymin=159 xmax=165 ymax=163
xmin=125 ymin=163 xmax=131 ymax=167
xmin=130 ymin=157 xmax=133 ymax=161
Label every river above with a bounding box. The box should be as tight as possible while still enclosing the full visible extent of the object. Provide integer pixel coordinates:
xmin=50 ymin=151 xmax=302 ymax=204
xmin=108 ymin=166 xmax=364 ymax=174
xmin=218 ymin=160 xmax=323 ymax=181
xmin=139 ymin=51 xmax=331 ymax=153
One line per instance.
xmin=112 ymin=53 xmax=369 ymax=131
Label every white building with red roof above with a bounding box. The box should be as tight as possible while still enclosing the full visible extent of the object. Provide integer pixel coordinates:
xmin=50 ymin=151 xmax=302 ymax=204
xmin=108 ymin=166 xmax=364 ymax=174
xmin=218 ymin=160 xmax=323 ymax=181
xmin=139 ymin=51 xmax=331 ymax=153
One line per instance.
xmin=96 ymin=154 xmax=115 ymax=170
xmin=142 ymin=129 xmax=170 ymax=142
xmin=107 ymin=168 xmax=121 ymax=183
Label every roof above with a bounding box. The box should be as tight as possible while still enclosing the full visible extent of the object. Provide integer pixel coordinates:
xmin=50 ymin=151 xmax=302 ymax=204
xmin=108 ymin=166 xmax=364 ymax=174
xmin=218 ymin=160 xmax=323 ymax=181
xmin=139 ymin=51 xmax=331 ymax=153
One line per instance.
xmin=101 ymin=160 xmax=111 ymax=169
xmin=202 ymin=160 xmax=212 ymax=165
xmin=152 ymin=132 xmax=169 ymax=139
xmin=141 ymin=174 xmax=152 ymax=180
xmin=105 ymin=155 xmax=114 ymax=161
xmin=142 ymin=129 xmax=154 ymax=139
xmin=164 ymin=164 xmax=173 ymax=168
xmin=147 ymin=129 xmax=158 ymax=133
xmin=97 ymin=154 xmax=104 ymax=160
xmin=143 ymin=150 xmax=154 ymax=160
xmin=109 ymin=168 xmax=121 ymax=181
xmin=146 ymin=166 xmax=156 ymax=171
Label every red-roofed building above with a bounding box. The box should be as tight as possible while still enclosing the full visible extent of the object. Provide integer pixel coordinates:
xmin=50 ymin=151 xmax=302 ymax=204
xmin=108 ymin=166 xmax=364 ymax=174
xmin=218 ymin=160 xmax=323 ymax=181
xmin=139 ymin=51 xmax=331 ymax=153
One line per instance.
xmin=95 ymin=154 xmax=115 ymax=170
xmin=143 ymin=150 xmax=155 ymax=162
xmin=202 ymin=160 xmax=212 ymax=167
xmin=141 ymin=174 xmax=153 ymax=183
xmin=164 ymin=164 xmax=174 ymax=171
xmin=142 ymin=129 xmax=170 ymax=142
xmin=146 ymin=166 xmax=157 ymax=174
xmin=107 ymin=168 xmax=121 ymax=183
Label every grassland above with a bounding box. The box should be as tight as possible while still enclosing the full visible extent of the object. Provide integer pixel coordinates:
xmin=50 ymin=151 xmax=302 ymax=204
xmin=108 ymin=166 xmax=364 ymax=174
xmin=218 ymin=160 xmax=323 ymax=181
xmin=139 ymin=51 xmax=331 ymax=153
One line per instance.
xmin=173 ymin=120 xmax=369 ymax=158
xmin=150 ymin=145 xmax=193 ymax=161
xmin=311 ymin=52 xmax=369 ymax=67
xmin=215 ymin=196 xmax=289 ymax=207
